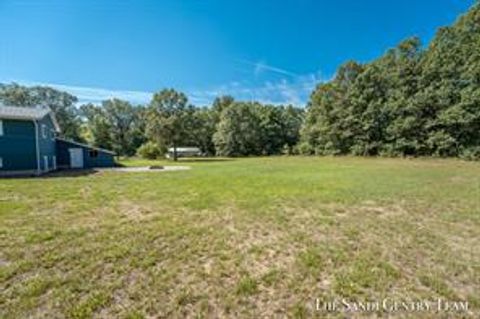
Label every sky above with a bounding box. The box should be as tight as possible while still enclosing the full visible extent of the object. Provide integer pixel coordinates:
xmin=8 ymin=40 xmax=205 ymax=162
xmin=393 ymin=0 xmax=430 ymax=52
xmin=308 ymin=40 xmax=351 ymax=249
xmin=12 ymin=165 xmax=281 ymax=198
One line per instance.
xmin=0 ymin=0 xmax=475 ymax=106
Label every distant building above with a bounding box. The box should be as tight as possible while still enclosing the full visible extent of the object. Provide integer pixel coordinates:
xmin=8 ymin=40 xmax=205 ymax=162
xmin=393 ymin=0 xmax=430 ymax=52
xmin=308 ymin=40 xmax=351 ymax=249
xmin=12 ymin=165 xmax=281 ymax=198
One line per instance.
xmin=0 ymin=105 xmax=115 ymax=176
xmin=166 ymin=147 xmax=202 ymax=159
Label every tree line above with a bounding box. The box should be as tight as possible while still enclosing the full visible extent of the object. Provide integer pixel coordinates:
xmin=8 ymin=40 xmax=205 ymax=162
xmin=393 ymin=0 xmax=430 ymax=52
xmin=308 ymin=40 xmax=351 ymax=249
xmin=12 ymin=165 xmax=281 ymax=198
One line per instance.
xmin=0 ymin=83 xmax=303 ymax=160
xmin=300 ymin=2 xmax=480 ymax=159
xmin=1 ymin=3 xmax=478 ymax=160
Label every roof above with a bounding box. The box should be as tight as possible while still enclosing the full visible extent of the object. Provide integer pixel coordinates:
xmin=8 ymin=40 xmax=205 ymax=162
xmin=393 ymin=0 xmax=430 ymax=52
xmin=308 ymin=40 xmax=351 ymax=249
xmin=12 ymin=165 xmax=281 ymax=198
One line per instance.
xmin=56 ymin=137 xmax=116 ymax=155
xmin=168 ymin=147 xmax=201 ymax=152
xmin=0 ymin=105 xmax=61 ymax=132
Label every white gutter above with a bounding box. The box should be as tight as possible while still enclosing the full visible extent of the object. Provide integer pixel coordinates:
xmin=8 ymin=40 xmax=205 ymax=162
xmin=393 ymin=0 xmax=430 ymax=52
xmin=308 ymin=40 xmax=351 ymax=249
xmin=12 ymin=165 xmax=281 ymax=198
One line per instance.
xmin=33 ymin=120 xmax=41 ymax=175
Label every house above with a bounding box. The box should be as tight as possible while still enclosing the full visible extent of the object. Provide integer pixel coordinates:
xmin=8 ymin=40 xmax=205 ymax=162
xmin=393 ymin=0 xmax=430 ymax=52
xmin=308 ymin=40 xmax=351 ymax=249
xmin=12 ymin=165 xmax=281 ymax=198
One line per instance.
xmin=166 ymin=147 xmax=202 ymax=159
xmin=0 ymin=105 xmax=115 ymax=176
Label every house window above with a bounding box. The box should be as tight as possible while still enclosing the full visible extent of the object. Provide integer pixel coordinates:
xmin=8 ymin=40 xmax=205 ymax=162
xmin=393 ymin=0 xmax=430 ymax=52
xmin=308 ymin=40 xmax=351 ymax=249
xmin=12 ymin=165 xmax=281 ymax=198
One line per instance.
xmin=0 ymin=120 xmax=3 ymax=136
xmin=0 ymin=157 xmax=3 ymax=168
xmin=42 ymin=125 xmax=47 ymax=139
xmin=89 ymin=150 xmax=99 ymax=158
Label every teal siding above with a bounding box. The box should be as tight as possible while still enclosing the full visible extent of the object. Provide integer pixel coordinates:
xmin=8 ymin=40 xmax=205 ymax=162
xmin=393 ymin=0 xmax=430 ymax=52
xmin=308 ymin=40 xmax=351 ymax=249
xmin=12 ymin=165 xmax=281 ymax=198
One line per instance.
xmin=36 ymin=116 xmax=57 ymax=171
xmin=84 ymin=148 xmax=115 ymax=168
xmin=0 ymin=119 xmax=37 ymax=170
xmin=1 ymin=113 xmax=114 ymax=174
xmin=56 ymin=139 xmax=115 ymax=168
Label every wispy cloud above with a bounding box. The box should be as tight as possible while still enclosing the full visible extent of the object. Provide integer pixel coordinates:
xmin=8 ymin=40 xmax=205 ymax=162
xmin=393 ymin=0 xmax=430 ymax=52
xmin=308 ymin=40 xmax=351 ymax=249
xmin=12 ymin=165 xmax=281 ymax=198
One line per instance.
xmin=57 ymin=84 xmax=152 ymax=105
xmin=2 ymin=71 xmax=325 ymax=107
xmin=1 ymin=79 xmax=152 ymax=105
xmin=235 ymin=59 xmax=299 ymax=78
xmin=189 ymin=71 xmax=324 ymax=106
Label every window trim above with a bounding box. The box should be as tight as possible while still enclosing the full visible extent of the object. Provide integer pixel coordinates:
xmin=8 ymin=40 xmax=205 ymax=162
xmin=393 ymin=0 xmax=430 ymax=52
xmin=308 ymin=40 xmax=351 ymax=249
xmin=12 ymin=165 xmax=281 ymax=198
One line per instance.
xmin=42 ymin=124 xmax=47 ymax=139
xmin=0 ymin=120 xmax=3 ymax=136
xmin=43 ymin=155 xmax=49 ymax=171
xmin=0 ymin=157 xmax=3 ymax=168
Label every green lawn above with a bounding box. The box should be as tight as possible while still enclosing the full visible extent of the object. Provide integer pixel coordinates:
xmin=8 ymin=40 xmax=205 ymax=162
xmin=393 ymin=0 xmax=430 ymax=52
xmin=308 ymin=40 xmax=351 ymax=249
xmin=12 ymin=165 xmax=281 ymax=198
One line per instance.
xmin=1 ymin=157 xmax=479 ymax=318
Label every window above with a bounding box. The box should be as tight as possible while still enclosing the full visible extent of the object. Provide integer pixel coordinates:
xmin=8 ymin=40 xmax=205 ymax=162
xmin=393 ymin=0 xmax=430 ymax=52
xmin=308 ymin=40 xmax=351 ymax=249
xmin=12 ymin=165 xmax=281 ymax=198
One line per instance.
xmin=0 ymin=120 xmax=3 ymax=136
xmin=89 ymin=150 xmax=99 ymax=158
xmin=42 ymin=124 xmax=47 ymax=139
xmin=0 ymin=157 xmax=3 ymax=168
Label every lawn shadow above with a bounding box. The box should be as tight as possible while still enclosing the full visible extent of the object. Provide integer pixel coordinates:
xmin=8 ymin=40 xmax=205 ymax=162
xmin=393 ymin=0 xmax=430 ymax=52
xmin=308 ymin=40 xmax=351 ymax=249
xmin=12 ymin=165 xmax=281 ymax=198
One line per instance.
xmin=114 ymin=161 xmax=126 ymax=167
xmin=0 ymin=169 xmax=99 ymax=179
xmin=42 ymin=169 xmax=99 ymax=178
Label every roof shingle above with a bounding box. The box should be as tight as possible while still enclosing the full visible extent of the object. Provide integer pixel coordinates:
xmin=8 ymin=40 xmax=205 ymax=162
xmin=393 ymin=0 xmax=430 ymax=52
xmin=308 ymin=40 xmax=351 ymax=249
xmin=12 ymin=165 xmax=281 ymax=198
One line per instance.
xmin=0 ymin=105 xmax=61 ymax=132
xmin=0 ymin=105 xmax=51 ymax=120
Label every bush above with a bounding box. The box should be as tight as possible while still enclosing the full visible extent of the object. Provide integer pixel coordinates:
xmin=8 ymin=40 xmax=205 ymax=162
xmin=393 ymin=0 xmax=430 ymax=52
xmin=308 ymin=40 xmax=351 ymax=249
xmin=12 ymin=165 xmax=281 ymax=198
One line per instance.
xmin=282 ymin=144 xmax=293 ymax=155
xmin=137 ymin=142 xmax=163 ymax=159
xmin=460 ymin=147 xmax=480 ymax=161
xmin=295 ymin=142 xmax=314 ymax=155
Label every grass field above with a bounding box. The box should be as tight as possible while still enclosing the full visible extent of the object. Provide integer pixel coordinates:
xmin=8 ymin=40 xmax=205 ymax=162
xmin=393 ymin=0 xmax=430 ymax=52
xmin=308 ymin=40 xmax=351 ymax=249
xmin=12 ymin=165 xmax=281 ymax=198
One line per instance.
xmin=1 ymin=157 xmax=479 ymax=318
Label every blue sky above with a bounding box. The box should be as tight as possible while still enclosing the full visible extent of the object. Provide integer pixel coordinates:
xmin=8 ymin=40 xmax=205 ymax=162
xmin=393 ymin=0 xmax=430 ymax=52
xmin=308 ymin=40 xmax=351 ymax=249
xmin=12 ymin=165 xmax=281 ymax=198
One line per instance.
xmin=0 ymin=0 xmax=475 ymax=106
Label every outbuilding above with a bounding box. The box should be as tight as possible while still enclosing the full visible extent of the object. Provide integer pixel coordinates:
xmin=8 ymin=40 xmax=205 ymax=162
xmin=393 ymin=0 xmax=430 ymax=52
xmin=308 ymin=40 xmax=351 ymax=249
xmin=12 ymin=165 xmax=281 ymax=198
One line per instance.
xmin=56 ymin=138 xmax=115 ymax=169
xmin=166 ymin=147 xmax=202 ymax=159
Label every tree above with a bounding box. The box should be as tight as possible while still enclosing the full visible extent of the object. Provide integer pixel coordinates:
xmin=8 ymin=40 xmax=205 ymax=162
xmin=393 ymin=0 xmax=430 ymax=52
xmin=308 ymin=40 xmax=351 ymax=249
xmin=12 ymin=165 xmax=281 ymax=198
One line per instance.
xmin=146 ymin=89 xmax=189 ymax=161
xmin=81 ymin=100 xmax=145 ymax=156
xmin=102 ymin=99 xmax=143 ymax=156
xmin=213 ymin=102 xmax=263 ymax=156
xmin=80 ymin=103 xmax=113 ymax=150
xmin=280 ymin=105 xmax=304 ymax=154
xmin=257 ymin=104 xmax=285 ymax=155
xmin=301 ymin=3 xmax=480 ymax=159
xmin=189 ymin=108 xmax=218 ymax=155
xmin=0 ymin=83 xmax=83 ymax=141
xmin=212 ymin=95 xmax=235 ymax=114
xmin=301 ymin=62 xmax=365 ymax=155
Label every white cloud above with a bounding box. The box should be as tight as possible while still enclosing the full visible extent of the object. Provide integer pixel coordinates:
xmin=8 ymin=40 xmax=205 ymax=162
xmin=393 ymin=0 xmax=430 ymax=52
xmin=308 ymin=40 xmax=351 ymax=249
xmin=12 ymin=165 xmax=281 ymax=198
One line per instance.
xmin=0 ymin=79 xmax=152 ymax=105
xmin=3 ymin=71 xmax=325 ymax=107
xmin=55 ymin=84 xmax=152 ymax=105
xmin=189 ymin=71 xmax=324 ymax=106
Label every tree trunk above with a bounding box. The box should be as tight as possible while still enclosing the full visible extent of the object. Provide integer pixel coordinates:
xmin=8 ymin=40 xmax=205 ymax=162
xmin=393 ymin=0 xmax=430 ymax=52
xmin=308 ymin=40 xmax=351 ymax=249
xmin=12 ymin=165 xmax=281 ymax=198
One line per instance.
xmin=173 ymin=143 xmax=178 ymax=161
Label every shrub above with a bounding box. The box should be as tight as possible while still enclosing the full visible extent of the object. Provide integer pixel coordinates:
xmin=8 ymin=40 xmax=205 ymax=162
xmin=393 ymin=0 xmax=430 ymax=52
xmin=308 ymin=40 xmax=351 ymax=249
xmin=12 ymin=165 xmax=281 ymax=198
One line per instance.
xmin=136 ymin=141 xmax=163 ymax=159
xmin=460 ymin=146 xmax=480 ymax=161
xmin=295 ymin=142 xmax=314 ymax=155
